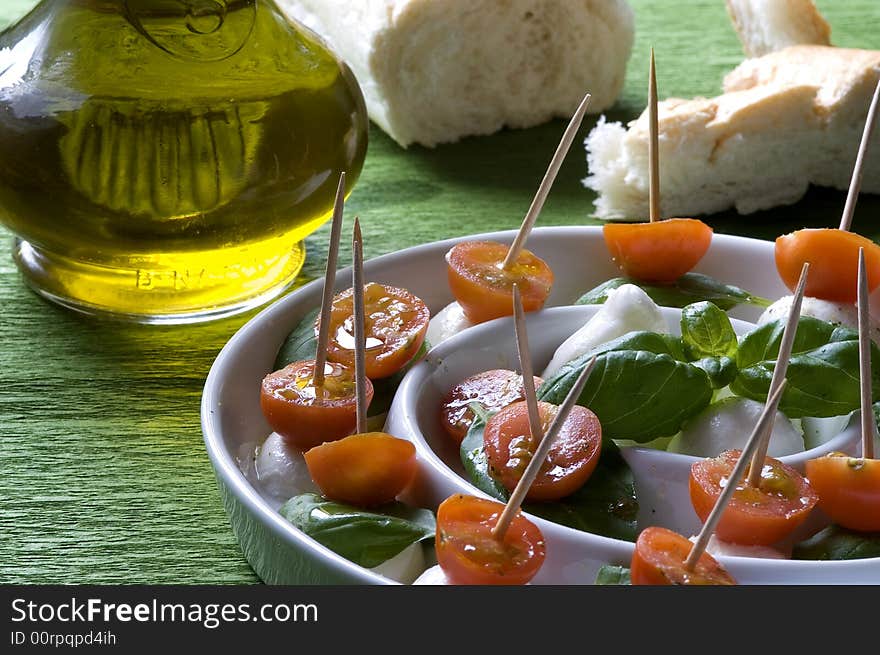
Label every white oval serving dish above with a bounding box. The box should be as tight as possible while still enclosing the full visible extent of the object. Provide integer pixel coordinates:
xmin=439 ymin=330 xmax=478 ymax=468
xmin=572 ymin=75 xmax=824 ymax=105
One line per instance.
xmin=387 ymin=304 xmax=873 ymax=584
xmin=202 ymin=225 xmax=877 ymax=585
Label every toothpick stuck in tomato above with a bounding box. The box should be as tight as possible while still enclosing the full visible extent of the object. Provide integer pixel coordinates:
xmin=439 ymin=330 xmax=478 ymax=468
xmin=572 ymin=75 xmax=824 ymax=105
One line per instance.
xmin=601 ymin=50 xmax=713 ymax=284
xmin=806 ymin=248 xmax=880 ymax=532
xmin=444 ymin=93 xmax=592 ymax=324
xmin=434 ymin=289 xmax=595 ymax=585
xmin=260 ymin=173 xmax=367 ymax=450
xmin=774 ymin=78 xmax=880 ymax=304
xmin=435 ymin=494 xmax=546 ymax=585
xmin=630 ymin=526 xmax=736 ymax=585
xmin=303 ymin=219 xmax=421 ymax=507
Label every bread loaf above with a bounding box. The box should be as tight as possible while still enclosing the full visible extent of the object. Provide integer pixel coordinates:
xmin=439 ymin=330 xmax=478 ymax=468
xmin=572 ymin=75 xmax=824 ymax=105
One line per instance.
xmin=279 ymin=1 xmax=635 ymax=148
xmin=725 ymin=0 xmax=831 ymax=57
xmin=585 ymin=45 xmax=880 ymax=219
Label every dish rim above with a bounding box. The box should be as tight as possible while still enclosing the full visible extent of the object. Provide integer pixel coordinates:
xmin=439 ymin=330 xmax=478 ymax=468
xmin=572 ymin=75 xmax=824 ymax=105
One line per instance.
xmin=201 ymin=225 xmax=877 ymax=584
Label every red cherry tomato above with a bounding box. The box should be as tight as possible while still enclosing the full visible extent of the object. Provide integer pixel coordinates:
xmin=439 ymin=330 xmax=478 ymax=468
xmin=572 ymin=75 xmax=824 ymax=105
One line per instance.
xmin=446 ymin=241 xmax=554 ymax=324
xmin=630 ymin=526 xmax=737 ymax=585
xmin=304 ymin=432 xmax=418 ymax=507
xmin=775 ymin=229 xmax=880 ymax=303
xmin=689 ymin=449 xmax=819 ymax=546
xmin=260 ymin=360 xmax=373 ymax=451
xmin=435 ymin=494 xmax=546 ymax=585
xmin=602 ymin=218 xmax=713 ymax=283
xmin=321 ymin=282 xmax=430 ymax=379
xmin=805 ymin=452 xmax=880 ymax=532
xmin=440 ymin=369 xmax=543 ymax=445
xmin=484 ymin=400 xmax=602 ymax=501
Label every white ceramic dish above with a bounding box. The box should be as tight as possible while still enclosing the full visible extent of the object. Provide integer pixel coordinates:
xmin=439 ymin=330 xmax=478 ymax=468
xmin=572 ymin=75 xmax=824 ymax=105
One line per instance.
xmin=201 ymin=225 xmax=877 ymax=585
xmin=389 ymin=304 xmax=872 ymax=584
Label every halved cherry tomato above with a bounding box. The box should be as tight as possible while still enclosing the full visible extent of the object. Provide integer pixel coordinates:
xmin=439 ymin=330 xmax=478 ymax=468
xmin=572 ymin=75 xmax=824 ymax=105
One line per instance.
xmin=806 ymin=452 xmax=880 ymax=532
xmin=435 ymin=494 xmax=546 ymax=585
xmin=484 ymin=400 xmax=602 ymax=501
xmin=630 ymin=526 xmax=736 ymax=585
xmin=775 ymin=228 xmax=880 ymax=303
xmin=446 ymin=241 xmax=554 ymax=324
xmin=260 ymin=360 xmax=373 ymax=451
xmin=440 ymin=369 xmax=544 ymax=445
xmin=303 ymin=432 xmax=418 ymax=507
xmin=602 ymin=218 xmax=713 ymax=283
xmin=320 ymin=282 xmax=430 ymax=379
xmin=689 ymin=449 xmax=819 ymax=546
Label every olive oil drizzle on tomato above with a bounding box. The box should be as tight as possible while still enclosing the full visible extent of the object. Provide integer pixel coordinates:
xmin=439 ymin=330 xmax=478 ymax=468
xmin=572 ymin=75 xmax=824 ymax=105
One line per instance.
xmin=491 ymin=287 xmax=597 ymax=538
xmin=684 ymin=381 xmax=788 ymax=570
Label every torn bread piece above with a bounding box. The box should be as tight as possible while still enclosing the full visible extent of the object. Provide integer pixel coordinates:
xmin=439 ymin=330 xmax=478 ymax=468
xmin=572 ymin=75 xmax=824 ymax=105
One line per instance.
xmin=726 ymin=0 xmax=831 ymax=57
xmin=279 ymin=0 xmax=634 ymax=148
xmin=585 ymin=46 xmax=880 ymax=219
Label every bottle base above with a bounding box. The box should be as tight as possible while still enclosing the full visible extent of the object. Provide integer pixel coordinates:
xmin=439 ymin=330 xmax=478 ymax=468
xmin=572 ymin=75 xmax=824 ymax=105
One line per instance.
xmin=12 ymin=238 xmax=306 ymax=325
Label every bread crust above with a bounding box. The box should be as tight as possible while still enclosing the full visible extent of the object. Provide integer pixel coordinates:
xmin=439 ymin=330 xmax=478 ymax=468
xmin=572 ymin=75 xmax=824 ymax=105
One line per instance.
xmin=726 ymin=0 xmax=831 ymax=57
xmin=585 ymin=45 xmax=880 ymax=219
xmin=279 ymin=1 xmax=635 ymax=147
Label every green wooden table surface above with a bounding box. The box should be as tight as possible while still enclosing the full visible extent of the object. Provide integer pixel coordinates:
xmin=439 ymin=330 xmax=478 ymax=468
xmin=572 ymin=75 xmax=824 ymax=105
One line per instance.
xmin=2 ymin=1 xmax=879 ymax=585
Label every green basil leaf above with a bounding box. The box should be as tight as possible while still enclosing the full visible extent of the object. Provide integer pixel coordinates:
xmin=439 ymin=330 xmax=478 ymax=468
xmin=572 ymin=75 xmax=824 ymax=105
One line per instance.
xmin=524 ymin=443 xmax=638 ymax=542
xmin=594 ymin=564 xmax=632 ymax=585
xmin=733 ymin=340 xmax=880 ymax=418
xmin=459 ymin=416 xmax=509 ymax=501
xmin=576 ymin=278 xmax=630 ymax=305
xmin=273 ymin=309 xmax=319 ymax=370
xmin=735 ymin=316 xmax=835 ymax=370
xmin=539 ymin=350 xmax=713 ymax=442
xmin=546 ymin=330 xmax=687 ymax=384
xmin=792 ymin=525 xmax=880 ymax=561
xmin=680 ymin=301 xmax=738 ymax=360
xmin=576 ymin=273 xmax=771 ymax=310
xmin=692 ymin=356 xmax=738 ymax=389
xmin=279 ymin=493 xmax=435 ymax=569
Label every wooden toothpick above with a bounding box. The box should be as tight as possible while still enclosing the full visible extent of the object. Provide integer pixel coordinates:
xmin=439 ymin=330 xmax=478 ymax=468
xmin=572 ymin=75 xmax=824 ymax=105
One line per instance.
xmin=839 ymin=77 xmax=880 ymax=232
xmin=351 ymin=217 xmax=368 ymax=435
xmin=684 ymin=380 xmax=789 ymax=571
xmin=502 ymin=92 xmax=592 ymax=269
xmin=747 ymin=261 xmax=809 ymax=487
xmin=857 ymin=248 xmax=876 ymax=459
xmin=648 ymin=48 xmax=661 ymax=223
xmin=313 ymin=171 xmax=347 ymax=389
xmin=492 ymin=356 xmax=597 ymax=539
xmin=512 ymin=285 xmax=543 ymax=466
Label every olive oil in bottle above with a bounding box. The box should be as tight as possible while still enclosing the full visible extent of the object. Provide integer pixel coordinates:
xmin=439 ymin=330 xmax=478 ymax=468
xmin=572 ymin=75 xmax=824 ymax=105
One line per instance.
xmin=0 ymin=0 xmax=368 ymax=322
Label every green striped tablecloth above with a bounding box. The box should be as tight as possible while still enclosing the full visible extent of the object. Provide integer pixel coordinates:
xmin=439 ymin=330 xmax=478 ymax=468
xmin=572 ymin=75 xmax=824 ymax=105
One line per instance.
xmin=1 ymin=1 xmax=878 ymax=584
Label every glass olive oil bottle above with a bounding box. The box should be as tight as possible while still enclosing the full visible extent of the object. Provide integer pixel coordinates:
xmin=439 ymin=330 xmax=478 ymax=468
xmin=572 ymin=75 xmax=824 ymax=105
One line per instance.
xmin=0 ymin=0 xmax=368 ymax=322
